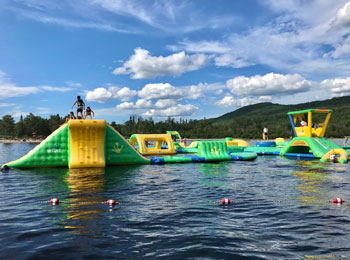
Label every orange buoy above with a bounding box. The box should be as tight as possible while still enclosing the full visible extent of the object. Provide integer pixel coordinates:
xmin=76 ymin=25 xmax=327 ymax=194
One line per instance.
xmin=221 ymin=198 xmax=231 ymax=205
xmin=333 ymin=198 xmax=344 ymax=203
xmin=107 ymin=199 xmax=116 ymax=206
xmin=50 ymin=198 xmax=59 ymax=205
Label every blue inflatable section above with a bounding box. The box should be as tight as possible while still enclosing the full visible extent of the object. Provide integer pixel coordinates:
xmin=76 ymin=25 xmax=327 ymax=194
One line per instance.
xmin=256 ymin=141 xmax=276 ymax=147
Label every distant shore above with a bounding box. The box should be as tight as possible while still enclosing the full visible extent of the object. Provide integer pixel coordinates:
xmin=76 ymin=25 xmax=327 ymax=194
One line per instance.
xmin=0 ymin=139 xmax=42 ymax=144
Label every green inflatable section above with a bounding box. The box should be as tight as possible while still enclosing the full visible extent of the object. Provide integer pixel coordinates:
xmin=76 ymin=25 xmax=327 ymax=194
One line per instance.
xmin=5 ymin=123 xmax=70 ymax=168
xmin=104 ymin=126 xmax=150 ymax=165
xmin=150 ymin=141 xmax=256 ymax=164
xmin=244 ymin=146 xmax=282 ymax=155
xmin=227 ymin=146 xmax=244 ymax=152
xmin=280 ymin=137 xmax=342 ymax=158
xmin=3 ymin=125 xmax=256 ymax=168
xmin=197 ymin=141 xmax=231 ymax=161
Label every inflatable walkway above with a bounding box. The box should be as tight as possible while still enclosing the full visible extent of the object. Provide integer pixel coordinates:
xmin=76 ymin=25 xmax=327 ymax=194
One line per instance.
xmin=2 ymin=120 xmax=257 ymax=169
xmin=149 ymin=141 xmax=257 ymax=164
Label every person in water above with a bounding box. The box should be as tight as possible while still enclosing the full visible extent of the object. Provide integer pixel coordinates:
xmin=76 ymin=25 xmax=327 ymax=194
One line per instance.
xmin=84 ymin=106 xmax=95 ymax=119
xmin=65 ymin=111 xmax=76 ymax=123
xmin=72 ymin=96 xmax=85 ymax=119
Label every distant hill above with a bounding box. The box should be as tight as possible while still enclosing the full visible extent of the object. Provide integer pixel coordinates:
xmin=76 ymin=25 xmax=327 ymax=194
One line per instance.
xmin=211 ymin=96 xmax=350 ymax=123
xmin=208 ymin=96 xmax=350 ymax=138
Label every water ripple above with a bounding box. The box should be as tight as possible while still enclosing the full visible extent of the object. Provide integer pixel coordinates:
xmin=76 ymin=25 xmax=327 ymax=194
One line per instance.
xmin=1 ymin=144 xmax=350 ymax=259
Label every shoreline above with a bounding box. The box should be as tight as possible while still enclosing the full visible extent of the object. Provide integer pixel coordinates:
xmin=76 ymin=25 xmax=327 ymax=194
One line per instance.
xmin=0 ymin=139 xmax=42 ymax=144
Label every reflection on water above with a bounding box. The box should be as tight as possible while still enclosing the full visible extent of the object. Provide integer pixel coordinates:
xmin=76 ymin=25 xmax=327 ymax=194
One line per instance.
xmin=292 ymin=161 xmax=335 ymax=206
xmin=63 ymin=168 xmax=105 ymax=234
xmin=197 ymin=162 xmax=230 ymax=189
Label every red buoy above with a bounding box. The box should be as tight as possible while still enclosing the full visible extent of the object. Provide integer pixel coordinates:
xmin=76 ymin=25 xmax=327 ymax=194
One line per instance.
xmin=107 ymin=199 xmax=116 ymax=206
xmin=221 ymin=198 xmax=231 ymax=205
xmin=50 ymin=198 xmax=59 ymax=205
xmin=333 ymin=197 xmax=344 ymax=203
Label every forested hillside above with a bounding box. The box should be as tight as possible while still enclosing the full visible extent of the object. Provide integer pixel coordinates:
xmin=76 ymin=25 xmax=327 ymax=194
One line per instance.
xmin=209 ymin=96 xmax=350 ymax=138
xmin=1 ymin=96 xmax=350 ymax=139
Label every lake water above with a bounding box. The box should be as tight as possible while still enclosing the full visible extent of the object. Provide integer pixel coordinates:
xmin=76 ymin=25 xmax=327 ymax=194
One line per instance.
xmin=1 ymin=142 xmax=350 ymax=259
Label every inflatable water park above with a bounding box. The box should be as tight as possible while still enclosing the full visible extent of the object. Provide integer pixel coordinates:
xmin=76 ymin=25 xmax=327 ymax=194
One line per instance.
xmin=2 ymin=108 xmax=349 ymax=169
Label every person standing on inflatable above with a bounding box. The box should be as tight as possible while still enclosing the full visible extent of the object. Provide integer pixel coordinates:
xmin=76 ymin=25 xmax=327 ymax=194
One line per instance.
xmin=263 ymin=127 xmax=268 ymax=140
xmin=84 ymin=106 xmax=95 ymax=119
xmin=72 ymin=96 xmax=85 ymax=119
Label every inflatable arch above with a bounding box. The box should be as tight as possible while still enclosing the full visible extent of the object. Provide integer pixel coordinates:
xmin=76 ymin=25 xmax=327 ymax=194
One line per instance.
xmin=129 ymin=134 xmax=176 ymax=155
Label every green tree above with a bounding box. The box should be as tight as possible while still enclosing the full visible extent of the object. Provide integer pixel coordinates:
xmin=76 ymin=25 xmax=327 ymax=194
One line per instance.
xmin=15 ymin=121 xmax=26 ymax=138
xmin=48 ymin=114 xmax=64 ymax=132
xmin=0 ymin=115 xmax=15 ymax=138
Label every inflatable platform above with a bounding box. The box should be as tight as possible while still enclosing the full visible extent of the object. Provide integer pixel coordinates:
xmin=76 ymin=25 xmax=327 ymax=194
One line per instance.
xmin=246 ymin=109 xmax=348 ymax=163
xmin=2 ymin=120 xmax=257 ymax=169
xmin=281 ymin=109 xmax=348 ymax=163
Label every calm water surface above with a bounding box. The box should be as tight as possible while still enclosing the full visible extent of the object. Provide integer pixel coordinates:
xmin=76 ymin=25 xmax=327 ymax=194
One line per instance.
xmin=1 ymin=142 xmax=350 ymax=259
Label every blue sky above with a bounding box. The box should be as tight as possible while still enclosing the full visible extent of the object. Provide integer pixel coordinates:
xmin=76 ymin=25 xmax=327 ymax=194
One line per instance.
xmin=1 ymin=0 xmax=350 ymax=123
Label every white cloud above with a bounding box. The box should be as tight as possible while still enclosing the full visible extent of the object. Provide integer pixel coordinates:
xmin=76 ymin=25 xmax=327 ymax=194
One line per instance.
xmin=86 ymin=88 xmax=112 ymax=103
xmin=169 ymin=1 xmax=350 ymax=78
xmin=331 ymin=2 xmax=350 ymax=29
xmin=115 ymin=87 xmax=137 ymax=101
xmin=90 ymin=0 xmax=156 ymax=26
xmin=116 ymin=99 xmax=152 ymax=109
xmin=138 ymin=83 xmax=184 ymax=100
xmin=32 ymin=15 xmax=119 ymax=32
xmin=168 ymin=40 xmax=231 ymax=54
xmin=36 ymin=107 xmax=52 ymax=115
xmin=0 ymin=83 xmax=39 ymax=99
xmin=214 ymin=54 xmax=255 ymax=68
xmin=154 ymin=99 xmax=177 ymax=108
xmin=7 ymin=0 xmax=239 ymax=35
xmin=216 ymin=94 xmax=271 ymax=108
xmin=9 ymin=3 xmax=124 ymax=32
xmin=66 ymin=81 xmax=83 ymax=88
xmin=113 ymin=48 xmax=207 ymax=79
xmin=329 ymin=37 xmax=350 ymax=58
xmin=0 ymin=70 xmax=73 ymax=99
xmin=321 ymin=77 xmax=350 ymax=97
xmin=187 ymin=85 xmax=204 ymax=99
xmin=0 ymin=103 xmax=16 ymax=107
xmin=185 ymin=82 xmax=225 ymax=100
xmin=143 ymin=104 xmax=199 ymax=117
xmin=226 ymin=73 xmax=313 ymax=97
xmin=86 ymin=86 xmax=137 ymax=103
xmin=41 ymin=86 xmax=72 ymax=92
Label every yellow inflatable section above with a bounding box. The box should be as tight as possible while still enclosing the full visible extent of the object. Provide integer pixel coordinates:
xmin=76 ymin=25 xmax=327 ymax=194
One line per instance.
xmin=321 ymin=149 xmax=348 ymax=164
xmin=129 ymin=134 xmax=176 ymax=155
xmin=69 ymin=120 xmax=106 ymax=168
xmin=177 ymin=141 xmax=198 ymax=149
xmin=226 ymin=139 xmax=249 ymax=147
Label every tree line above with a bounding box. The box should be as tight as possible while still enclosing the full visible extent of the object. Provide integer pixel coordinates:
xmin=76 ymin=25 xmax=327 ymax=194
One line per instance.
xmin=0 ymin=110 xmax=349 ymax=141
xmin=0 ymin=113 xmax=64 ymax=139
